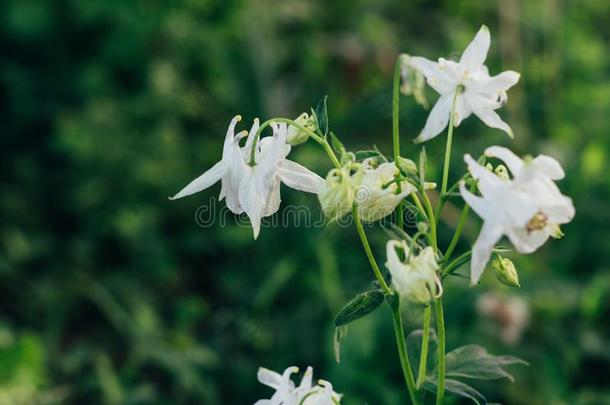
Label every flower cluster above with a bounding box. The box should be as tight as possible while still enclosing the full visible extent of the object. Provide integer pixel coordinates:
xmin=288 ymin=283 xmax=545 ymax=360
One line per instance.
xmin=255 ymin=366 xmax=342 ymax=405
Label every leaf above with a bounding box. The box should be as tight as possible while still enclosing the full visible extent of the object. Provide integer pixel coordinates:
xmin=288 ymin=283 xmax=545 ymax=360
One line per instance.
xmin=333 ymin=290 xmax=385 ymax=327
xmin=329 ymin=132 xmax=345 ymax=156
xmin=424 ymin=378 xmax=487 ymax=405
xmin=354 ymin=150 xmax=383 ymax=161
xmin=314 ymin=95 xmax=329 ymax=136
xmin=333 ymin=325 xmax=348 ymax=363
xmin=444 ymin=345 xmax=528 ymax=382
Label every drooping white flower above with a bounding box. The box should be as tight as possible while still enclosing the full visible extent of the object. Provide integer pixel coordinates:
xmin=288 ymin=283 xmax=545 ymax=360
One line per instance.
xmin=170 ymin=117 xmax=324 ymax=239
xmin=409 ymin=25 xmax=520 ymax=142
xmin=460 ymin=146 xmax=574 ymax=285
xmin=354 ymin=160 xmax=417 ymax=222
xmin=385 ymin=241 xmax=442 ymax=304
xmin=255 ymin=366 xmax=342 ymax=405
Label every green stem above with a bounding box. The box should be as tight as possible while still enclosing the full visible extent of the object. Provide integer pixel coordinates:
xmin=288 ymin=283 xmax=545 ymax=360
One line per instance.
xmin=444 ymin=203 xmax=470 ymax=261
xmin=392 ymin=58 xmax=404 ymax=230
xmin=440 ymin=89 xmax=460 ymax=196
xmin=441 ymin=250 xmax=472 ymax=278
xmin=420 ymin=191 xmax=437 ymax=255
xmin=390 ymin=298 xmax=421 ymax=405
xmin=352 ymin=207 xmax=392 ymax=295
xmin=416 ymin=306 xmax=432 ymax=388
xmin=434 ymin=298 xmax=446 ymax=405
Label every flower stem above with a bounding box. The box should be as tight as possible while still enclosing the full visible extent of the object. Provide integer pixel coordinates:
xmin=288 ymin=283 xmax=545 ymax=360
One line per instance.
xmin=416 ymin=306 xmax=432 ymax=388
xmin=352 ymin=207 xmax=392 ymax=295
xmin=392 ymin=58 xmax=404 ymax=229
xmin=434 ymin=298 xmax=446 ymax=405
xmin=440 ymin=89 xmax=460 ymax=197
xmin=420 ymin=190 xmax=438 ymax=254
xmin=390 ymin=298 xmax=421 ymax=405
xmin=444 ymin=203 xmax=470 ymax=261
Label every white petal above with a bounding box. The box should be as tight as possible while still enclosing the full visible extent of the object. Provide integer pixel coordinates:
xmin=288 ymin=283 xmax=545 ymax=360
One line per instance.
xmin=298 ymin=367 xmax=314 ymax=391
xmin=467 ymin=94 xmax=513 ymax=137
xmin=506 ymin=226 xmax=550 ymax=254
xmin=463 ymin=154 xmax=502 ymax=197
xmin=479 ymin=70 xmax=520 ymax=93
xmin=531 ymin=155 xmax=565 ymax=180
xmin=415 ymin=95 xmax=452 ymax=143
xmin=257 ymin=367 xmax=282 ymax=389
xmin=460 ymin=25 xmax=491 ymax=70
xmin=409 ymin=56 xmax=458 ymax=95
xmin=239 ymin=171 xmax=266 ymax=239
xmin=453 ymin=94 xmax=473 ymax=126
xmin=459 ymin=180 xmax=493 ymax=220
xmin=470 ymin=221 xmax=503 ymax=285
xmin=277 ymin=159 xmax=324 ymax=193
xmin=484 ymin=146 xmax=524 ymax=176
xmin=263 ymin=178 xmax=281 ymax=217
xmin=169 ymin=160 xmax=228 ymax=200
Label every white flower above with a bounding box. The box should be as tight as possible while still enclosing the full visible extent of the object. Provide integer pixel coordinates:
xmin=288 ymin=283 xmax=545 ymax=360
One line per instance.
xmin=354 ymin=161 xmax=417 ymax=222
xmin=385 ymin=241 xmax=442 ymax=304
xmin=170 ymin=116 xmax=324 ymax=239
xmin=460 ymin=146 xmax=574 ymax=285
xmin=409 ymin=25 xmax=520 ymax=142
xmin=255 ymin=366 xmax=342 ymax=405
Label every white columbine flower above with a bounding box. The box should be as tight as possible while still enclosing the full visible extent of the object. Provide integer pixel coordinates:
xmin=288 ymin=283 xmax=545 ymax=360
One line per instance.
xmin=354 ymin=160 xmax=417 ymax=222
xmin=385 ymin=241 xmax=442 ymax=304
xmin=255 ymin=366 xmax=342 ymax=405
xmin=460 ymin=146 xmax=575 ymax=285
xmin=170 ymin=116 xmax=324 ymax=239
xmin=409 ymin=25 xmax=520 ymax=142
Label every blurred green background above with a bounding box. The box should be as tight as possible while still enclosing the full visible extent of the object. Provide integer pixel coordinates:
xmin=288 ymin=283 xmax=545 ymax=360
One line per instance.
xmin=1 ymin=0 xmax=609 ymax=404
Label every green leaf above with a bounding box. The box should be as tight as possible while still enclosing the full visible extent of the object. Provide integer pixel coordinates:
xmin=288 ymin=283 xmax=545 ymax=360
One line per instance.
xmin=329 ymin=132 xmax=345 ymax=156
xmin=314 ymin=95 xmax=329 ymax=136
xmin=445 ymin=345 xmax=528 ymax=382
xmin=333 ymin=290 xmax=385 ymax=327
xmin=354 ymin=150 xmax=383 ymax=161
xmin=424 ymin=378 xmax=487 ymax=405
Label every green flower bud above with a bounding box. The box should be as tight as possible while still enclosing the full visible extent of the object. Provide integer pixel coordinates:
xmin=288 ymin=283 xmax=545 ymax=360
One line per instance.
xmin=318 ymin=168 xmax=354 ymax=220
xmin=396 ymin=157 xmax=417 ymax=175
xmin=494 ymin=164 xmax=510 ymax=180
xmin=492 ymin=256 xmax=520 ymax=287
xmin=287 ymin=112 xmax=315 ymax=145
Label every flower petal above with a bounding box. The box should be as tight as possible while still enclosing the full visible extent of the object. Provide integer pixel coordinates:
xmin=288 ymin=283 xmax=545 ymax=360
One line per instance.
xmin=479 ymin=70 xmax=520 ymax=93
xmin=169 ymin=160 xmax=228 ymax=200
xmin=415 ymin=95 xmax=452 ymax=143
xmin=484 ymin=146 xmax=524 ymax=176
xmin=239 ymin=171 xmax=266 ymax=239
xmin=277 ymin=159 xmax=324 ymax=193
xmin=506 ymin=226 xmax=550 ymax=254
xmin=460 ymin=25 xmax=491 ymax=70
xmin=463 ymin=154 xmax=502 ymax=197
xmin=257 ymin=367 xmax=282 ymax=389
xmin=453 ymin=94 xmax=473 ymax=126
xmin=531 ymin=155 xmax=565 ymax=180
xmin=459 ymin=180 xmax=493 ymax=220
xmin=467 ymin=94 xmax=513 ymax=137
xmin=470 ymin=221 xmax=504 ymax=285
xmin=409 ymin=56 xmax=458 ymax=95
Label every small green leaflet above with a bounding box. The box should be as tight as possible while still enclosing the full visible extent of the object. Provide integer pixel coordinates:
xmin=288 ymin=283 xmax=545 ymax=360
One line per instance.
xmin=333 ymin=290 xmax=385 ymax=327
xmin=314 ymin=95 xmax=329 ymax=136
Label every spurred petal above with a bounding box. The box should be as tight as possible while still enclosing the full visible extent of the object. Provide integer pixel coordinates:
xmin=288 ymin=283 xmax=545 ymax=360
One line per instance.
xmin=263 ymin=178 xmax=281 ymax=217
xmin=239 ymin=171 xmax=266 ymax=239
xmin=277 ymin=159 xmax=324 ymax=193
xmin=467 ymin=94 xmax=513 ymax=137
xmin=415 ymin=95 xmax=452 ymax=143
xmin=257 ymin=367 xmax=282 ymax=389
xmin=470 ymin=221 xmax=504 ymax=285
xmin=169 ymin=160 xmax=228 ymax=200
xmin=484 ymin=146 xmax=524 ymax=176
xmin=460 ymin=25 xmax=491 ymax=70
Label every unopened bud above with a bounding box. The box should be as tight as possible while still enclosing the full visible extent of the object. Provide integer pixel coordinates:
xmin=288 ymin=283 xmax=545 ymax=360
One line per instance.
xmin=396 ymin=157 xmax=417 ymax=175
xmin=318 ymin=168 xmax=354 ymax=220
xmin=492 ymin=256 xmax=520 ymax=287
xmin=494 ymin=164 xmax=510 ymax=180
xmin=287 ymin=113 xmax=315 ymax=145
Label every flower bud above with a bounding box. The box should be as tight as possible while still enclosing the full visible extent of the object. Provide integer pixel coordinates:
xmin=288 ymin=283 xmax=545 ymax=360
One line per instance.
xmin=399 ymin=54 xmax=428 ymax=108
xmin=492 ymin=256 xmax=520 ymax=287
xmin=494 ymin=164 xmax=510 ymax=180
xmin=287 ymin=113 xmax=315 ymax=145
xmin=396 ymin=157 xmax=417 ymax=175
xmin=385 ymin=241 xmax=441 ymax=304
xmin=354 ymin=163 xmax=416 ymax=222
xmin=318 ymin=168 xmax=353 ymax=220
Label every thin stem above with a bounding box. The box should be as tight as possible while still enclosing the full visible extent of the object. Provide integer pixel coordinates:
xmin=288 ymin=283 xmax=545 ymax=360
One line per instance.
xmin=442 ymin=250 xmax=472 ymax=278
xmin=352 ymin=207 xmax=392 ymax=295
xmin=392 ymin=58 xmax=404 ymax=229
xmin=444 ymin=203 xmax=470 ymax=261
xmin=390 ymin=298 xmax=421 ymax=405
xmin=440 ymin=89 xmax=460 ymax=196
xmin=434 ymin=298 xmax=446 ymax=405
xmin=416 ymin=306 xmax=432 ymax=388
xmin=420 ymin=191 xmax=437 ymax=254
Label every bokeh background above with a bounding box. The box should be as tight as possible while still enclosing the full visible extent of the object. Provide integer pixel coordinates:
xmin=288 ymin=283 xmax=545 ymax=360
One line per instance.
xmin=1 ymin=0 xmax=609 ymax=404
